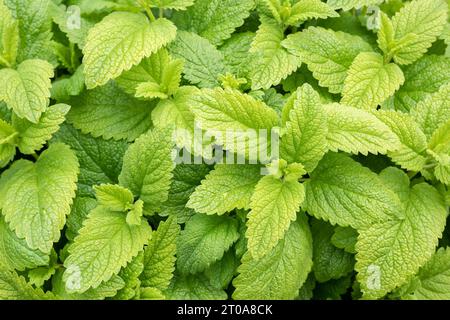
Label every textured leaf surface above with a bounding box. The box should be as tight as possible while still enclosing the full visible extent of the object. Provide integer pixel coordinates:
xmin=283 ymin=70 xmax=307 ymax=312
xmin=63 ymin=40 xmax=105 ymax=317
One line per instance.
xmin=0 ymin=59 xmax=53 ymax=123
xmin=341 ymin=52 xmax=404 ymax=110
xmin=187 ymin=164 xmax=261 ymax=215
xmin=63 ymin=205 xmax=151 ymax=293
xmin=83 ymin=12 xmax=177 ymax=88
xmin=283 ymin=27 xmax=372 ymax=94
xmin=0 ymin=143 xmax=79 ymax=253
xmin=304 ymin=153 xmax=402 ymax=229
xmin=233 ymin=215 xmax=313 ymax=300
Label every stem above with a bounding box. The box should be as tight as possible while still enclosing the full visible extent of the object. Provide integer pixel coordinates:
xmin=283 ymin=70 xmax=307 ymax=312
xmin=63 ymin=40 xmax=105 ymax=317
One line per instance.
xmin=159 ymin=7 xmax=164 ymax=19
xmin=137 ymin=0 xmax=156 ymax=21
xmin=423 ymin=162 xmax=438 ymax=170
xmin=407 ymin=171 xmax=419 ymax=180
xmin=31 ymin=152 xmax=39 ymax=160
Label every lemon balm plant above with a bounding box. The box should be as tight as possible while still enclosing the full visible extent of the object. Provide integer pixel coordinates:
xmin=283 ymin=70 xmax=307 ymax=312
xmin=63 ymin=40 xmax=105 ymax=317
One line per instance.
xmin=0 ymin=0 xmax=449 ymax=300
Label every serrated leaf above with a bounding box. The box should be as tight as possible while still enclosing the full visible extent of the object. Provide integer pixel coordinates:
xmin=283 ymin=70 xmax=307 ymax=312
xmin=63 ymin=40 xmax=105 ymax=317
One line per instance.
xmin=117 ymin=48 xmax=184 ymax=99
xmin=282 ymin=27 xmax=373 ymax=94
xmin=165 ymin=273 xmax=227 ymax=300
xmin=0 ymin=268 xmax=55 ymax=300
xmin=51 ymin=66 xmax=86 ymax=103
xmin=391 ymin=0 xmax=448 ymax=65
xmin=65 ymin=197 xmax=97 ymax=241
xmin=250 ymin=17 xmax=300 ymax=90
xmin=280 ymin=84 xmax=328 ymax=172
xmin=233 ymin=214 xmax=313 ymax=300
xmin=176 ymin=214 xmax=239 ymax=274
xmin=204 ymin=250 xmax=239 ymax=289
xmin=389 ymin=55 xmax=450 ymax=112
xmin=0 ymin=59 xmax=53 ymax=123
xmin=119 ymin=127 xmax=175 ymax=214
xmin=169 ymin=31 xmax=226 ymax=88
xmin=303 ymin=153 xmax=402 ymax=229
xmin=114 ymin=252 xmax=144 ymax=300
xmin=160 ymin=164 xmax=211 ymax=223
xmin=374 ymin=110 xmax=428 ymax=171
xmin=150 ymin=0 xmax=194 ymax=10
xmin=331 ymin=226 xmax=358 ymax=254
xmin=0 ymin=0 xmax=19 ymax=67
xmin=141 ymin=216 xmax=179 ymax=290
xmin=311 ymin=219 xmax=354 ymax=283
xmin=173 ymin=0 xmax=254 ymax=46
xmin=0 ymin=143 xmax=79 ymax=253
xmin=51 ymin=123 xmax=128 ymax=197
xmin=83 ymin=12 xmax=177 ymax=89
xmin=411 ymin=83 xmax=450 ymax=140
xmin=63 ymin=205 xmax=151 ymax=293
xmin=13 ymin=103 xmax=70 ymax=154
xmin=219 ymin=32 xmax=255 ymax=79
xmin=246 ymin=174 xmax=305 ymax=259
xmin=67 ymin=82 xmax=153 ymax=141
xmin=0 ymin=216 xmax=49 ymax=271
xmin=356 ymin=183 xmax=447 ymax=299
xmin=324 ymin=103 xmax=400 ymax=156
xmin=341 ymin=52 xmax=404 ymax=110
xmin=93 ymin=184 xmax=134 ymax=212
xmin=187 ymin=164 xmax=261 ymax=215
xmin=287 ymin=0 xmax=339 ymax=26
xmin=326 ymin=0 xmax=383 ymax=11
xmin=401 ymin=247 xmax=450 ymax=300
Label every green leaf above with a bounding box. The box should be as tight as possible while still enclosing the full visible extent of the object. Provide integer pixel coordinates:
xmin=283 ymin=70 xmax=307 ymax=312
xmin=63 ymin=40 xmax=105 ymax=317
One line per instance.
xmin=233 ymin=214 xmax=313 ymax=300
xmin=13 ymin=103 xmax=70 ymax=154
xmin=411 ymin=83 xmax=450 ymax=140
xmin=150 ymin=0 xmax=194 ymax=10
xmin=341 ymin=52 xmax=404 ymax=110
xmin=172 ymin=0 xmax=254 ymax=46
xmin=303 ymin=153 xmax=402 ymax=229
xmin=141 ymin=216 xmax=179 ymax=290
xmin=0 ymin=118 xmax=17 ymax=168
xmin=119 ymin=127 xmax=175 ymax=214
xmin=93 ymin=184 xmax=134 ymax=212
xmin=0 ymin=143 xmax=79 ymax=253
xmin=5 ymin=0 xmax=56 ymax=64
xmin=169 ymin=31 xmax=226 ymax=88
xmin=176 ymin=214 xmax=239 ymax=274
xmin=374 ymin=110 xmax=428 ymax=171
xmin=282 ymin=27 xmax=373 ymax=94
xmin=331 ymin=226 xmax=357 ymax=254
xmin=51 ymin=66 xmax=86 ymax=103
xmin=246 ymin=174 xmax=305 ymax=259
xmin=63 ymin=205 xmax=151 ymax=293
xmin=286 ymin=0 xmax=339 ymax=26
xmin=51 ymin=123 xmax=129 ymax=197
xmin=219 ymin=32 xmax=255 ymax=79
xmin=389 ymin=55 xmax=450 ymax=112
xmin=324 ymin=103 xmax=400 ymax=156
xmin=391 ymin=0 xmax=448 ymax=65
xmin=311 ymin=219 xmax=354 ymax=283
xmin=326 ymin=0 xmax=383 ymax=11
xmin=204 ymin=250 xmax=239 ymax=289
xmin=114 ymin=252 xmax=144 ymax=300
xmin=165 ymin=273 xmax=227 ymax=300
xmin=117 ymin=48 xmax=184 ymax=99
xmin=0 ymin=216 xmax=49 ymax=271
xmin=67 ymin=82 xmax=153 ymax=141
xmin=356 ymin=182 xmax=447 ymax=299
xmin=189 ymin=87 xmax=279 ymax=157
xmin=83 ymin=12 xmax=177 ymax=89
xmin=250 ymin=17 xmax=301 ymax=90
xmin=280 ymin=85 xmax=328 ymax=172
xmin=401 ymin=247 xmax=450 ymax=300
xmin=160 ymin=164 xmax=211 ymax=223
xmin=0 ymin=0 xmax=19 ymax=67
xmin=65 ymin=197 xmax=97 ymax=241
xmin=0 ymin=268 xmax=55 ymax=300
xmin=0 ymin=59 xmax=53 ymax=123
xmin=187 ymin=164 xmax=261 ymax=215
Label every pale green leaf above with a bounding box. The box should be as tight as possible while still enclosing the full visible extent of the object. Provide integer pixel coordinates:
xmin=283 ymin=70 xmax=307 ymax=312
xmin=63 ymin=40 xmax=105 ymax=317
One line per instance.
xmin=303 ymin=153 xmax=402 ymax=229
xmin=187 ymin=164 xmax=261 ymax=215
xmin=233 ymin=214 xmax=313 ymax=300
xmin=0 ymin=59 xmax=53 ymax=123
xmin=0 ymin=143 xmax=79 ymax=253
xmin=287 ymin=0 xmax=339 ymax=26
xmin=282 ymin=27 xmax=373 ymax=94
xmin=341 ymin=52 xmax=404 ymax=110
xmin=83 ymin=12 xmax=177 ymax=89
xmin=326 ymin=0 xmax=384 ymax=11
